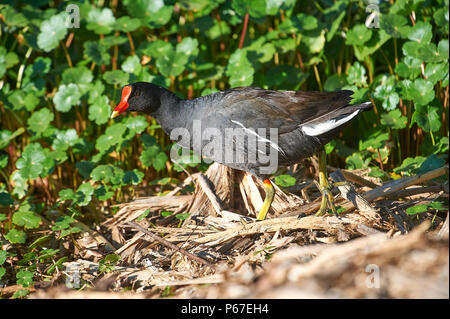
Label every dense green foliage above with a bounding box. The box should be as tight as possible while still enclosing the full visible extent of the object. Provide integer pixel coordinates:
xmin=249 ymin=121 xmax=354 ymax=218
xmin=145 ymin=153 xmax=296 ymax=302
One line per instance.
xmin=0 ymin=0 xmax=448 ymax=296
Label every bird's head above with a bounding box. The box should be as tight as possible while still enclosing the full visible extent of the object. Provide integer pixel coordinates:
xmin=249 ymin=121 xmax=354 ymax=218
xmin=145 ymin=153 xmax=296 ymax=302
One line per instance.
xmin=110 ymin=82 xmax=165 ymax=118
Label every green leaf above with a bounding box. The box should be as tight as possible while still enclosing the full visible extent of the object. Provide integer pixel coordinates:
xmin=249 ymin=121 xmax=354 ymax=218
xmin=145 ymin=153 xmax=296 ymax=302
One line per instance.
xmin=0 ymin=154 xmax=7 ymax=169
xmin=437 ymin=40 xmax=449 ymax=61
xmin=175 ymin=212 xmax=190 ymax=220
xmin=60 ymin=227 xmax=81 ymax=238
xmin=205 ymin=20 xmax=231 ymax=40
xmin=156 ymin=47 xmax=188 ymax=77
xmin=153 ymin=152 xmax=168 ymax=171
xmin=359 ymin=131 xmax=390 ymax=150
xmin=0 ymin=192 xmax=14 ymax=206
xmin=37 ymin=13 xmax=68 ymax=52
xmin=433 ymin=137 xmax=449 ymax=155
xmin=346 ymin=24 xmax=372 ymax=45
xmin=1 ymin=6 xmax=28 ymax=27
xmin=373 ymin=78 xmax=399 ymax=111
xmin=87 ymin=8 xmax=116 ymax=35
xmin=300 ymin=30 xmax=326 ymax=55
xmin=7 ymin=90 xmax=40 ymax=112
xmin=279 ymin=14 xmax=319 ymax=33
xmin=274 ymin=175 xmax=296 ymax=187
xmin=53 ymin=84 xmax=81 ymax=112
xmin=84 ymin=41 xmax=111 ymax=65
xmin=121 ymin=55 xmax=142 ymax=75
xmin=89 ymin=95 xmax=111 ymax=125
xmin=5 ymin=229 xmax=27 ymax=244
xmin=16 ymin=143 xmax=54 ymax=179
xmin=76 ymin=182 xmax=94 ymax=206
xmin=368 ymin=166 xmax=387 ymax=179
xmin=58 ymin=189 xmax=76 ymax=202
xmin=0 ymin=128 xmax=25 ymax=149
xmin=424 ymin=63 xmax=449 ymax=85
xmin=140 ymin=144 xmax=167 ymax=171
xmin=16 ymin=270 xmax=34 ymax=287
xmin=176 ymin=37 xmax=199 ymax=57
xmin=123 ymin=169 xmax=144 ymax=185
xmin=125 ymin=0 xmax=173 ymax=27
xmin=406 ymin=201 xmax=445 ymax=215
xmin=381 ymin=109 xmax=407 ymax=129
xmin=0 ymin=250 xmax=6 ymax=265
xmin=114 ymin=16 xmax=142 ymax=32
xmin=124 ymin=116 xmax=148 ymax=137
xmin=347 ymin=62 xmax=367 ymax=87
xmin=380 ymin=14 xmax=409 ymax=38
xmin=52 ymin=129 xmax=79 ymax=152
xmin=76 ymin=161 xmax=95 ymax=179
xmin=91 ymin=165 xmax=124 ymax=185
xmin=27 ymin=108 xmax=54 ymax=136
xmin=140 ymin=40 xmax=173 ymax=58
xmin=103 ymin=70 xmax=129 ymax=86
xmin=12 ymin=289 xmax=29 ymax=299
xmin=0 ymin=47 xmax=19 ymax=77
xmin=353 ymin=29 xmax=391 ymax=61
xmin=161 ymin=211 xmax=173 ymax=217
xmin=232 ymin=0 xmax=266 ymax=19
xmin=226 ymin=49 xmax=254 ymax=87
xmin=395 ymin=56 xmax=422 ymax=80
xmin=52 ymin=215 xmax=74 ymax=231
xmin=324 ymin=74 xmax=348 ymax=92
xmin=11 ymin=171 xmax=28 ymax=199
xmin=407 ymin=21 xmax=432 ymax=45
xmin=345 ymin=152 xmax=371 ymax=169
xmin=417 ymin=154 xmax=445 ymax=174
xmin=406 ymin=79 xmax=435 ymax=106
xmin=96 ymin=123 xmax=128 ymax=153
xmin=394 ymin=156 xmax=426 ymax=176
xmin=12 ymin=211 xmax=41 ymax=229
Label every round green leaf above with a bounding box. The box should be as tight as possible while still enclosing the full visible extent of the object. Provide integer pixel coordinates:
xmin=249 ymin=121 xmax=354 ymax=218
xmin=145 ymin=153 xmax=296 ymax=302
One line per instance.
xmin=346 ymin=24 xmax=372 ymax=45
xmin=12 ymin=211 xmax=41 ymax=229
xmin=380 ymin=14 xmax=409 ymax=38
xmin=274 ymin=175 xmax=296 ymax=187
xmin=5 ymin=229 xmax=27 ymax=244
xmin=27 ymin=108 xmax=54 ymax=136
xmin=87 ymin=8 xmax=116 ymax=35
xmin=89 ymin=95 xmax=111 ymax=125
xmin=103 ymin=70 xmax=129 ymax=86
xmin=53 ymin=84 xmax=81 ymax=112
xmin=114 ymin=16 xmax=142 ymax=32
xmin=156 ymin=48 xmax=188 ymax=77
xmin=381 ymin=109 xmax=407 ymax=129
xmin=121 ymin=55 xmax=142 ymax=75
xmin=37 ymin=13 xmax=68 ymax=52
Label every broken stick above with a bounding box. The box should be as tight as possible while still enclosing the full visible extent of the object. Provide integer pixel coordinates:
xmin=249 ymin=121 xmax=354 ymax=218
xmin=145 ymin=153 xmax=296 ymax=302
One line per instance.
xmin=125 ymin=221 xmax=216 ymax=270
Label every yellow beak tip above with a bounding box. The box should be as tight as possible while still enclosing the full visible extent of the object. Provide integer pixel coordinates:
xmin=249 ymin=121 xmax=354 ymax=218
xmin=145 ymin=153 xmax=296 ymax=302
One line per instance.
xmin=110 ymin=110 xmax=120 ymax=119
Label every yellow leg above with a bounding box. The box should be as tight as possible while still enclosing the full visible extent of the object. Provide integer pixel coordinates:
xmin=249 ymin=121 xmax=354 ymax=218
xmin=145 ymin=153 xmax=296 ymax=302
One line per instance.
xmin=257 ymin=179 xmax=275 ymax=220
xmin=315 ymin=150 xmax=337 ymax=216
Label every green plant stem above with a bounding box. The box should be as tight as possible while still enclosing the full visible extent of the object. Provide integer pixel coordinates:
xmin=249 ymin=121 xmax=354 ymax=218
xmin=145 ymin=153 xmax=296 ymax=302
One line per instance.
xmin=60 ymin=41 xmax=72 ymax=68
xmin=429 ymin=130 xmax=436 ymax=146
xmin=313 ymin=64 xmax=323 ymax=91
xmin=16 ymin=47 xmax=32 ymax=89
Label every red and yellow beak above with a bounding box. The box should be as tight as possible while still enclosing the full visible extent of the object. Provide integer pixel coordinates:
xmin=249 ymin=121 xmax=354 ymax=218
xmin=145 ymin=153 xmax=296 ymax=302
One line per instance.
xmin=111 ymin=85 xmax=132 ymax=119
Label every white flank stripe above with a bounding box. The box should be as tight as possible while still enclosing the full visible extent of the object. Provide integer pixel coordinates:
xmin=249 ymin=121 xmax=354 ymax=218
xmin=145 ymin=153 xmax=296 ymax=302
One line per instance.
xmin=230 ymin=120 xmax=286 ymax=155
xmin=301 ymin=109 xmax=360 ymax=136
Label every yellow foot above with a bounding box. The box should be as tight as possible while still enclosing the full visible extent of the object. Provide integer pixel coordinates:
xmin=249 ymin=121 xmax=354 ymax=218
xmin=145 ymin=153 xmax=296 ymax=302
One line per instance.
xmin=256 ymin=179 xmax=275 ymax=221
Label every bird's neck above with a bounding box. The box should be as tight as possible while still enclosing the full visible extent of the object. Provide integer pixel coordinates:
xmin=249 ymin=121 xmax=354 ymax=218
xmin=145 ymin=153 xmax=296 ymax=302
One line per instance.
xmin=149 ymin=89 xmax=192 ymax=134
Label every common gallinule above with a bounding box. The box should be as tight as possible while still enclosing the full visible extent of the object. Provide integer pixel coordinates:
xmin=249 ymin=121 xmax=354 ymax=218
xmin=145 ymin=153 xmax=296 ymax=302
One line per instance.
xmin=111 ymin=82 xmax=372 ymax=220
